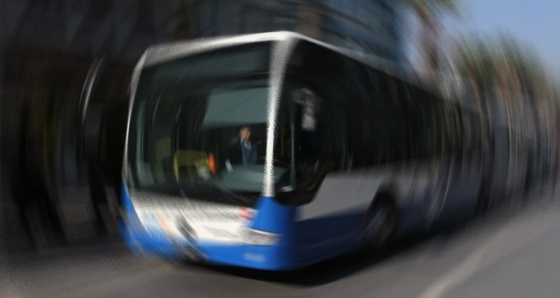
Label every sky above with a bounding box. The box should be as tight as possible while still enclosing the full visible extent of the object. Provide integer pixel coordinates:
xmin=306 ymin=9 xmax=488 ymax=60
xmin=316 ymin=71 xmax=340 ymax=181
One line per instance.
xmin=445 ymin=0 xmax=560 ymax=78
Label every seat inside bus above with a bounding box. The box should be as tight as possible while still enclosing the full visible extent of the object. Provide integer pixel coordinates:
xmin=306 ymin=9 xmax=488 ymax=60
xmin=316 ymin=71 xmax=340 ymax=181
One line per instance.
xmin=173 ymin=150 xmax=211 ymax=182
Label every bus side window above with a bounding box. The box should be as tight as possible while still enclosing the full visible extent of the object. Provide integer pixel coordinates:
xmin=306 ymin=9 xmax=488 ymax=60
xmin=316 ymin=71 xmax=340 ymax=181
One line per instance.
xmin=294 ymin=85 xmax=348 ymax=170
xmin=282 ymin=42 xmax=350 ymax=197
xmin=343 ymin=60 xmax=376 ymax=169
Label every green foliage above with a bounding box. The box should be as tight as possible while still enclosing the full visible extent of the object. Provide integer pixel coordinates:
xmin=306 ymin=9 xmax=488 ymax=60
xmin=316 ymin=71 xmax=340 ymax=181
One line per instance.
xmin=408 ymin=0 xmax=463 ymax=21
xmin=453 ymin=32 xmax=550 ymax=100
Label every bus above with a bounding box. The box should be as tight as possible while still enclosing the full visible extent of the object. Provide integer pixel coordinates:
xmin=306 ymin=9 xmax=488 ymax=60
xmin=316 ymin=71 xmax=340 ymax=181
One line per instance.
xmin=119 ymin=31 xmax=508 ymax=271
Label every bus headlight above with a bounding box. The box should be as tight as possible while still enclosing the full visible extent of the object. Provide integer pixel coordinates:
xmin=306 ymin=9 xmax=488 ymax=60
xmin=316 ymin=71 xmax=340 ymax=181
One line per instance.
xmin=243 ymin=228 xmax=280 ymax=246
xmin=157 ymin=217 xmax=181 ymax=237
xmin=137 ymin=211 xmax=180 ymax=238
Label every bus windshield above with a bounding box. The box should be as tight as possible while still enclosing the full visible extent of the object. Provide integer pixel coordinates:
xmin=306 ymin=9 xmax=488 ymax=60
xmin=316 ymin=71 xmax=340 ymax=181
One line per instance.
xmin=127 ymin=42 xmax=294 ymax=206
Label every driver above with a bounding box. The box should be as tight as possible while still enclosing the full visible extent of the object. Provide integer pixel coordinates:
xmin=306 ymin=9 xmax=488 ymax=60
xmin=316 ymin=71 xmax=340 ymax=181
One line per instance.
xmin=228 ymin=126 xmax=257 ymax=167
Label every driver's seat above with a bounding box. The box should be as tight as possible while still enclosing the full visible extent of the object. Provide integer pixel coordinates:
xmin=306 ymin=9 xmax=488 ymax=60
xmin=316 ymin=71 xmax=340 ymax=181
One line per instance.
xmin=173 ymin=150 xmax=210 ymax=182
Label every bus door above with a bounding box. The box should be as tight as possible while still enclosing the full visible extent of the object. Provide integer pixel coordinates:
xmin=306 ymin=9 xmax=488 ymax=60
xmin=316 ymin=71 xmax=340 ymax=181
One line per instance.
xmin=280 ymin=81 xmax=352 ymax=250
xmin=279 ymin=43 xmax=367 ymax=257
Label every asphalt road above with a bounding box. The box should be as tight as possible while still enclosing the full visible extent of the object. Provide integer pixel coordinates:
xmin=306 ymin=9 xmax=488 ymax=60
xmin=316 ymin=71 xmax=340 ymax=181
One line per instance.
xmin=4 ymin=190 xmax=560 ymax=298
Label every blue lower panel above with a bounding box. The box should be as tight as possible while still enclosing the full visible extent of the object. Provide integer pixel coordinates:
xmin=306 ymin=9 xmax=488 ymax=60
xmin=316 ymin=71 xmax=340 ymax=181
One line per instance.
xmin=124 ymin=232 xmax=299 ymax=270
xmin=122 ymin=211 xmax=371 ymax=271
xmin=125 ymin=226 xmax=362 ymax=271
xmin=122 ymin=226 xmax=181 ymax=260
xmin=293 ymin=210 xmax=367 ymax=266
xmin=199 ymin=243 xmax=297 ymax=271
xmin=120 ymin=188 xmax=372 ymax=270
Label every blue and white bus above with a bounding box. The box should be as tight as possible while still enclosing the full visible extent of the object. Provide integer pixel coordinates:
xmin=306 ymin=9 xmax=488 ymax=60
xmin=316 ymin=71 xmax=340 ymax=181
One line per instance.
xmin=120 ymin=31 xmax=503 ymax=271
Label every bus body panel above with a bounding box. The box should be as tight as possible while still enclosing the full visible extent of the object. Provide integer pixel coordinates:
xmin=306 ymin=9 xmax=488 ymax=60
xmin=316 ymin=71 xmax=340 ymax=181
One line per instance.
xmin=119 ymin=32 xmax=503 ymax=271
xmin=294 ymin=208 xmax=367 ymax=264
xmin=121 ymin=177 xmax=372 ymax=270
xmin=296 ymin=159 xmax=480 ymax=230
xmin=121 ymin=182 xmax=300 ymax=270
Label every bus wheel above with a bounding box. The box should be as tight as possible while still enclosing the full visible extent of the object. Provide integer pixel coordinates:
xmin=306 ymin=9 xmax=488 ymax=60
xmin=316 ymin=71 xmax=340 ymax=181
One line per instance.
xmin=475 ymin=180 xmax=491 ymax=217
xmin=364 ymin=196 xmax=397 ymax=250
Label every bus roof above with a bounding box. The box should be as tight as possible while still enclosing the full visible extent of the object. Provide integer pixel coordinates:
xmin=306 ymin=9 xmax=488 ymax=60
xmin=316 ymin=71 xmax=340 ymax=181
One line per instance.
xmin=138 ymin=31 xmax=434 ymax=95
xmin=141 ymin=31 xmax=292 ymax=67
xmin=142 ymin=32 xmax=394 ymax=71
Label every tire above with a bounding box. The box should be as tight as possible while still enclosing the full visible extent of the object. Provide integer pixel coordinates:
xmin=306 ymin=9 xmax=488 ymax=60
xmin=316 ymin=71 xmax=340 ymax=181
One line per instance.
xmin=363 ymin=196 xmax=397 ymax=250
xmin=475 ymin=180 xmax=490 ymax=217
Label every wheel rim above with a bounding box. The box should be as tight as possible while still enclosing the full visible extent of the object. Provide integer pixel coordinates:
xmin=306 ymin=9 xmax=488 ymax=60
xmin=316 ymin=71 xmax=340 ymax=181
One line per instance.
xmin=365 ymin=203 xmax=395 ymax=249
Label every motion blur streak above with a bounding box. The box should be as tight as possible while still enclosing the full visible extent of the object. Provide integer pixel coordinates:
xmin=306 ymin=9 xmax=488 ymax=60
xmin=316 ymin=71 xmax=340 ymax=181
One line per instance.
xmin=0 ymin=0 xmax=559 ymax=297
xmin=1 ymin=0 xmax=405 ymax=254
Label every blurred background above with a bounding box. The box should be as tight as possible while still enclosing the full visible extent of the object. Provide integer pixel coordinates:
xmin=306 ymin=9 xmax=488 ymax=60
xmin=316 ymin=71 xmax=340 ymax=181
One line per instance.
xmin=0 ymin=0 xmax=410 ymax=255
xmin=1 ymin=0 xmax=560 ymax=297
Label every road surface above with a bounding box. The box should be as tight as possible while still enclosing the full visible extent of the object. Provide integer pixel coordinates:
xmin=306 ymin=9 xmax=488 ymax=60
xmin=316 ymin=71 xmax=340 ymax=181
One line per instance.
xmin=4 ymin=191 xmax=560 ymax=298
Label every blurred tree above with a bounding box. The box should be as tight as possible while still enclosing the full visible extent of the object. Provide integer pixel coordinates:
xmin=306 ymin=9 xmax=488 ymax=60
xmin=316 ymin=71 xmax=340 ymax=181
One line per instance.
xmin=452 ymin=33 xmax=554 ymax=117
xmin=450 ymin=32 xmax=559 ymax=200
xmin=452 ymin=35 xmax=498 ymax=109
xmin=406 ymin=0 xmax=463 ymax=85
